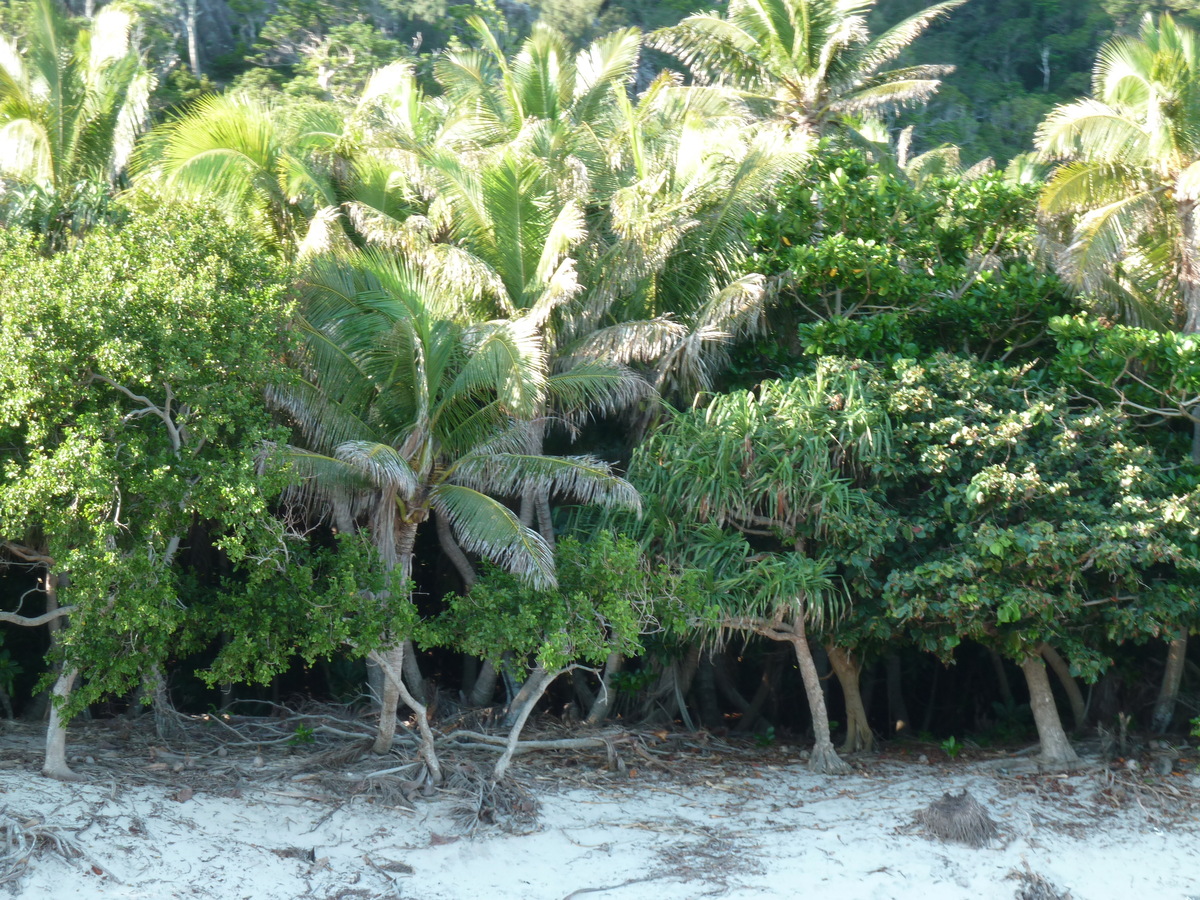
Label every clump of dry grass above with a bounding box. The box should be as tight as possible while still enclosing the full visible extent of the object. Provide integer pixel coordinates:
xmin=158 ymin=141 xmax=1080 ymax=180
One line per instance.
xmin=448 ymin=766 xmax=540 ymax=835
xmin=1009 ymin=862 xmax=1071 ymax=899
xmin=914 ymin=789 xmax=999 ymax=848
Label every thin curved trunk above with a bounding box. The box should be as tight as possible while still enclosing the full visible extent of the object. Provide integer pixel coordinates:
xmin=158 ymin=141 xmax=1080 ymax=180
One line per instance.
xmin=585 ymin=652 xmax=623 ymax=725
xmin=695 ymin=650 xmax=721 ymax=728
xmin=1152 ymin=631 xmax=1188 ymax=733
xmin=371 ymin=505 xmax=435 ymax=771
xmin=494 ymin=665 xmax=559 ymax=781
xmin=989 ymin=648 xmax=1015 ymax=709
xmin=1020 ymin=654 xmax=1077 ymax=766
xmin=434 ymin=508 xmax=476 ymax=589
xmin=43 ymin=666 xmax=82 ymax=782
xmin=370 ymin=645 xmax=441 ymax=783
xmin=786 ymin=616 xmax=849 ymax=774
xmin=827 ymin=644 xmax=873 ymax=753
xmin=1039 ymin=643 xmax=1085 ymax=731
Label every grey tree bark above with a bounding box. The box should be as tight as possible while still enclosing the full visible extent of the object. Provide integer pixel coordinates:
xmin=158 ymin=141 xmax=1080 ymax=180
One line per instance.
xmin=784 ymin=617 xmax=850 ymax=774
xmin=827 ymin=645 xmax=873 ymax=753
xmin=1039 ymin=643 xmax=1086 ymax=731
xmin=1020 ymin=655 xmax=1078 ymax=766
xmin=43 ymin=666 xmax=82 ymax=782
xmin=1152 ymin=631 xmax=1188 ymax=733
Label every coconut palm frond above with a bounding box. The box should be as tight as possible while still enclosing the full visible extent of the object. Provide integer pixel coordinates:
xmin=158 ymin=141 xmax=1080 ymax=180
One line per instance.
xmin=431 ymin=483 xmax=556 ymax=589
xmin=850 ymin=0 xmax=964 ymax=76
xmin=567 ymin=318 xmax=690 ymax=365
xmin=334 ymin=441 xmax=420 ymax=496
xmin=450 ymin=453 xmax=641 ymax=514
xmin=547 ymin=360 xmax=655 ymax=419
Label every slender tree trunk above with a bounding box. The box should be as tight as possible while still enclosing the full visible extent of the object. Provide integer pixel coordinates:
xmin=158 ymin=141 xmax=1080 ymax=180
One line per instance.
xmin=695 ymin=651 xmax=722 ymax=728
xmin=494 ymin=666 xmax=559 ymax=781
xmin=827 ymin=645 xmax=873 ymax=753
xmin=886 ymin=652 xmax=909 ymax=735
xmin=434 ymin=508 xmax=476 ymax=590
xmin=585 ymin=652 xmax=623 ymax=725
xmin=148 ymin=664 xmax=183 ymax=742
xmin=468 ymin=660 xmax=499 ymax=707
xmin=1152 ymin=631 xmax=1188 ymax=733
xmin=43 ymin=666 xmax=82 ymax=782
xmin=1020 ymin=655 xmax=1077 ymax=766
xmin=183 ymin=0 xmax=201 ymax=77
xmin=1040 ymin=643 xmax=1086 ymax=731
xmin=370 ymin=505 xmax=435 ymax=771
xmin=503 ymin=662 xmax=541 ymax=727
xmin=369 ymin=645 xmax=441 ymax=783
xmin=785 ymin=617 xmax=850 ymax=774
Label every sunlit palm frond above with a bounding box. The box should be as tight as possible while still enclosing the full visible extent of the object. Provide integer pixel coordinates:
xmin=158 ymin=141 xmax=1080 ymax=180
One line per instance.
xmin=430 ymin=483 xmax=556 ymax=588
xmin=450 ymin=453 xmax=641 ymax=514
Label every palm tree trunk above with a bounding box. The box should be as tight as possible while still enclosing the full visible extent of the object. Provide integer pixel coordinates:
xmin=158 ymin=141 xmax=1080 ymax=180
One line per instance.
xmin=182 ymin=0 xmax=201 ymax=78
xmin=827 ymin=645 xmax=873 ymax=753
xmin=468 ymin=660 xmax=499 ymax=707
xmin=1039 ymin=643 xmax=1085 ymax=730
xmin=1153 ymin=630 xmax=1188 ymax=733
xmin=786 ymin=616 xmax=849 ymax=774
xmin=1020 ymin=654 xmax=1078 ymax=766
xmin=370 ymin=506 xmax=437 ymax=779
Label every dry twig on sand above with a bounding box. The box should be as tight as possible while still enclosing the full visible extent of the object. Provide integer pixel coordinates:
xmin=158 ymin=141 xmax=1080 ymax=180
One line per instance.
xmin=0 ymin=811 xmax=88 ymax=887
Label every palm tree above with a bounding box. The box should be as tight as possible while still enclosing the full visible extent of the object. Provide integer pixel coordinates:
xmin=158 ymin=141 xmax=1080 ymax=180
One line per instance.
xmin=274 ymin=249 xmax=640 ymax=768
xmin=649 ymin=0 xmax=964 ymax=138
xmin=133 ymin=94 xmax=344 ymax=258
xmin=0 ymin=0 xmax=152 ymax=249
xmin=1037 ymin=13 xmax=1200 ymax=334
xmin=570 ymin=74 xmax=810 ymax=405
xmin=1036 ymin=13 xmax=1200 ymax=735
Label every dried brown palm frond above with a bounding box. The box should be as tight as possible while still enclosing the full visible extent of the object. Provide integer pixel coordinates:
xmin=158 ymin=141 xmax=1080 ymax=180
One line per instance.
xmin=914 ymin=789 xmax=999 ymax=848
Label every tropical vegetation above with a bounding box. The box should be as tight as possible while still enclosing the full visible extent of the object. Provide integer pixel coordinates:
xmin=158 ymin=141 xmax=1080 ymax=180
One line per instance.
xmin=2 ymin=0 xmax=1200 ymax=793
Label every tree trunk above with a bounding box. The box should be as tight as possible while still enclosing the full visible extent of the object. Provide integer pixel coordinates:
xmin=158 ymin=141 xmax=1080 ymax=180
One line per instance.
xmin=1020 ymin=655 xmax=1078 ymax=766
xmin=585 ymin=652 xmax=623 ymax=725
xmin=827 ymin=645 xmax=873 ymax=753
xmin=434 ymin=508 xmax=476 ymax=590
xmin=1039 ymin=643 xmax=1086 ymax=731
xmin=182 ymin=0 xmax=201 ymax=77
xmin=1152 ymin=631 xmax=1188 ymax=733
xmin=468 ymin=660 xmax=499 ymax=707
xmin=43 ymin=666 xmax=82 ymax=782
xmin=885 ymin=653 xmax=909 ymax=735
xmin=786 ymin=617 xmax=850 ymax=774
xmin=695 ymin=650 xmax=722 ymax=728
xmin=148 ymin=664 xmax=183 ymax=742
xmin=369 ymin=645 xmax=441 ymax=783
xmin=494 ymin=666 xmax=559 ymax=781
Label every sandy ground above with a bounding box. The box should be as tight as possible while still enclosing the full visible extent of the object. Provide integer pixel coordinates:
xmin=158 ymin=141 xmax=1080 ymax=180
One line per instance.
xmin=2 ymin=718 xmax=1199 ymax=900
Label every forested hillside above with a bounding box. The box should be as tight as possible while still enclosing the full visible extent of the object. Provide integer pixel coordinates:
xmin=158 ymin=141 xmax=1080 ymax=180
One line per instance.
xmin=2 ymin=0 xmax=1200 ymax=789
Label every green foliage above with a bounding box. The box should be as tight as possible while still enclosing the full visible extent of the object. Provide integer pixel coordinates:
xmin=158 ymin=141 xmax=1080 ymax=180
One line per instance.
xmin=879 ymin=355 xmax=1200 ymax=672
xmin=626 ymin=360 xmax=895 ymax=631
xmin=871 ymin=0 xmax=1117 ymax=164
xmin=0 ymin=207 xmax=393 ymax=715
xmin=740 ymin=146 xmax=1072 ymax=377
xmin=940 ymin=734 xmax=961 ymax=758
xmin=424 ymin=532 xmax=694 ymax=672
